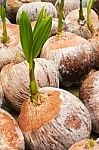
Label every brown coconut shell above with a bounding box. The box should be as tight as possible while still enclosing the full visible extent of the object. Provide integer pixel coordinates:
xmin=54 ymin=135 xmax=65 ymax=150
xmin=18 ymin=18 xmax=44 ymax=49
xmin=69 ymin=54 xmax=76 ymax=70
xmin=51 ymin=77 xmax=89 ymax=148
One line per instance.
xmin=55 ymin=0 xmax=88 ymax=18
xmin=65 ymin=8 xmax=99 ymax=39
xmin=88 ymin=31 xmax=99 ymax=68
xmin=0 ymin=23 xmax=24 ymax=70
xmin=93 ymin=0 xmax=99 ymax=15
xmin=68 ymin=139 xmax=99 ymax=150
xmin=0 ymin=77 xmax=4 ymax=107
xmin=20 ymin=87 xmax=91 ymax=150
xmin=41 ymin=32 xmax=94 ymax=87
xmin=79 ymin=71 xmax=99 ymax=134
xmin=1 ymin=58 xmax=59 ymax=111
xmin=6 ymin=0 xmax=40 ymax=23
xmin=16 ymin=2 xmax=58 ymax=23
xmin=0 ymin=108 xmax=25 ymax=149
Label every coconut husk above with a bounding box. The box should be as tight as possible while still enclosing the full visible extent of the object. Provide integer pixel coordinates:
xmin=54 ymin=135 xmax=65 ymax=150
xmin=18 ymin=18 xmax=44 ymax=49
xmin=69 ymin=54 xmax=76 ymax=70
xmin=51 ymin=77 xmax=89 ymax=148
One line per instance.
xmin=6 ymin=0 xmax=40 ymax=23
xmin=69 ymin=139 xmax=99 ymax=150
xmin=79 ymin=71 xmax=99 ymax=134
xmin=65 ymin=8 xmax=99 ymax=39
xmin=0 ymin=108 xmax=25 ymax=149
xmin=0 ymin=23 xmax=24 ymax=70
xmin=16 ymin=2 xmax=58 ymax=23
xmin=1 ymin=58 xmax=59 ymax=111
xmin=88 ymin=30 xmax=99 ymax=68
xmin=0 ymin=77 xmax=4 ymax=107
xmin=20 ymin=86 xmax=91 ymax=150
xmin=55 ymin=0 xmax=88 ymax=18
xmin=41 ymin=32 xmax=94 ymax=87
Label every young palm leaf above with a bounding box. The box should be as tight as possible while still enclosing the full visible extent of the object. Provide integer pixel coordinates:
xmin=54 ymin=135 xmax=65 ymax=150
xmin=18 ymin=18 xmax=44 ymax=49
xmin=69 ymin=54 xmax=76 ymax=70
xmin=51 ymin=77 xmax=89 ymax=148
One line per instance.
xmin=19 ymin=8 xmax=52 ymax=104
xmin=87 ymin=0 xmax=95 ymax=34
xmin=0 ymin=5 xmax=9 ymax=43
xmin=19 ymin=11 xmax=32 ymax=63
xmin=79 ymin=0 xmax=85 ymax=21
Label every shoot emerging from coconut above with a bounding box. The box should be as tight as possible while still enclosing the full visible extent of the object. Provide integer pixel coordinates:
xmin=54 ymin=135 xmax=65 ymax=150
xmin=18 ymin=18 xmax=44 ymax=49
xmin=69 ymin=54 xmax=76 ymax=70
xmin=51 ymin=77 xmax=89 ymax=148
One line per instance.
xmin=0 ymin=5 xmax=9 ymax=43
xmin=79 ymin=0 xmax=85 ymax=21
xmin=57 ymin=0 xmax=64 ymax=35
xmin=87 ymin=0 xmax=95 ymax=34
xmin=19 ymin=7 xmax=52 ymax=105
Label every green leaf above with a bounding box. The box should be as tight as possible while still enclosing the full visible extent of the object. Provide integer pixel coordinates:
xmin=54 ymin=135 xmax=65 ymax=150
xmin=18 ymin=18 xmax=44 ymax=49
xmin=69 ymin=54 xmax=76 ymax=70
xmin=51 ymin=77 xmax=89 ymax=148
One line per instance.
xmin=32 ymin=16 xmax=52 ymax=58
xmin=19 ymin=11 xmax=33 ymax=63
xmin=33 ymin=6 xmax=47 ymax=36
xmin=87 ymin=0 xmax=95 ymax=11
xmin=0 ymin=5 xmax=6 ymax=23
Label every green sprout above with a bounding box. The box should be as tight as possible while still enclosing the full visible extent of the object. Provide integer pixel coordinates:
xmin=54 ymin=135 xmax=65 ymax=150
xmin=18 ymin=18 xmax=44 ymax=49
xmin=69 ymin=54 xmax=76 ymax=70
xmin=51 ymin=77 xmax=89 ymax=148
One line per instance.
xmin=87 ymin=139 xmax=95 ymax=148
xmin=19 ymin=7 xmax=52 ymax=105
xmin=0 ymin=5 xmax=9 ymax=43
xmin=79 ymin=0 xmax=85 ymax=21
xmin=57 ymin=0 xmax=64 ymax=35
xmin=87 ymin=0 xmax=95 ymax=34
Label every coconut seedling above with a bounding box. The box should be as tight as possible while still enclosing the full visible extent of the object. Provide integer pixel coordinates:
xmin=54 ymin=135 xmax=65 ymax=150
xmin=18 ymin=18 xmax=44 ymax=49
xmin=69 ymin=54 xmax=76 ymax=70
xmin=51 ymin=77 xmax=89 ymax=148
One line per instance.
xmin=0 ymin=7 xmax=59 ymax=111
xmin=68 ymin=139 xmax=99 ymax=150
xmin=41 ymin=0 xmax=94 ymax=87
xmin=18 ymin=7 xmax=92 ymax=150
xmin=0 ymin=5 xmax=24 ymax=70
xmin=65 ymin=0 xmax=99 ymax=39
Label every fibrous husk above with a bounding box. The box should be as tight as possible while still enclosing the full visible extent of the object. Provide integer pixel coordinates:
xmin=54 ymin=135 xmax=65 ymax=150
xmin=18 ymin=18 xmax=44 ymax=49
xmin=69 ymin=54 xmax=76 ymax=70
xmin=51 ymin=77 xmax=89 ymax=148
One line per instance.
xmin=16 ymin=2 xmax=58 ymax=23
xmin=21 ymin=86 xmax=91 ymax=150
xmin=6 ymin=0 xmax=40 ymax=23
xmin=0 ymin=77 xmax=4 ymax=107
xmin=79 ymin=71 xmax=99 ymax=134
xmin=41 ymin=32 xmax=94 ymax=87
xmin=65 ymin=8 xmax=99 ymax=39
xmin=1 ymin=58 xmax=59 ymax=111
xmin=0 ymin=24 xmax=24 ymax=70
xmin=0 ymin=108 xmax=25 ymax=149
xmin=55 ymin=0 xmax=88 ymax=18
xmin=68 ymin=138 xmax=99 ymax=150
xmin=88 ymin=30 xmax=99 ymax=68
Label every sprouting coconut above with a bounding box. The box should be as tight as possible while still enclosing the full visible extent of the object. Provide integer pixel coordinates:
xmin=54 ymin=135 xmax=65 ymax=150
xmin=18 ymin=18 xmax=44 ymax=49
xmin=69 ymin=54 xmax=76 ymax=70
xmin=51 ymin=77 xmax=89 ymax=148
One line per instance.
xmin=16 ymin=2 xmax=58 ymax=23
xmin=1 ymin=58 xmax=59 ymax=111
xmin=0 ymin=108 xmax=25 ymax=149
xmin=0 ymin=5 xmax=24 ymax=70
xmin=6 ymin=0 xmax=40 ymax=23
xmin=65 ymin=0 xmax=99 ymax=39
xmin=41 ymin=0 xmax=94 ymax=87
xmin=79 ymin=71 xmax=99 ymax=134
xmin=18 ymin=8 xmax=91 ymax=150
xmin=68 ymin=139 xmax=99 ymax=150
xmin=55 ymin=0 xmax=88 ymax=18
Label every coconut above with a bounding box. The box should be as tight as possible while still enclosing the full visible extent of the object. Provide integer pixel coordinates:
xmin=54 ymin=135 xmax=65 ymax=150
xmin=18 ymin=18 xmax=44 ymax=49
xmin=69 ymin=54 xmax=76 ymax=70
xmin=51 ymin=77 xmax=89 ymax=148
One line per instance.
xmin=0 ymin=77 xmax=4 ymax=107
xmin=65 ymin=8 xmax=99 ymax=39
xmin=0 ymin=23 xmax=24 ymax=70
xmin=88 ymin=30 xmax=99 ymax=68
xmin=18 ymin=86 xmax=91 ymax=150
xmin=41 ymin=32 xmax=94 ymax=87
xmin=0 ymin=108 xmax=25 ymax=149
xmin=79 ymin=71 xmax=99 ymax=134
xmin=68 ymin=138 xmax=99 ymax=150
xmin=16 ymin=2 xmax=57 ymax=23
xmin=55 ymin=0 xmax=88 ymax=18
xmin=1 ymin=58 xmax=59 ymax=111
xmin=6 ymin=0 xmax=40 ymax=23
